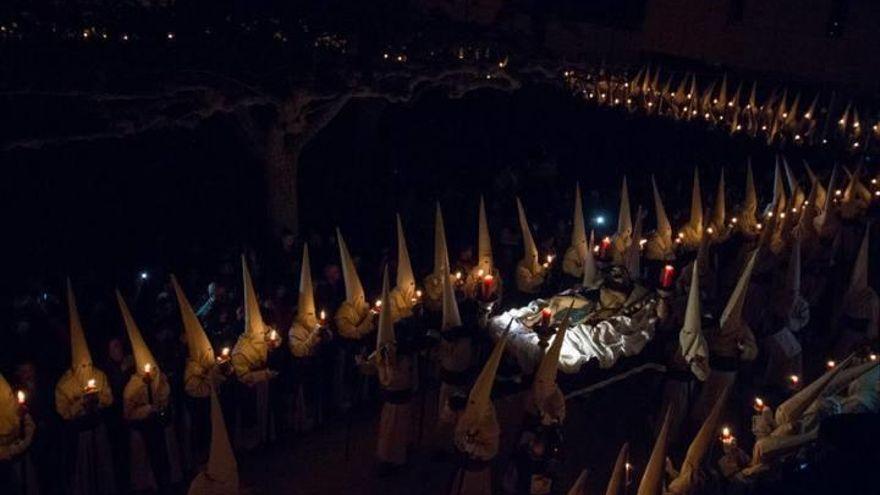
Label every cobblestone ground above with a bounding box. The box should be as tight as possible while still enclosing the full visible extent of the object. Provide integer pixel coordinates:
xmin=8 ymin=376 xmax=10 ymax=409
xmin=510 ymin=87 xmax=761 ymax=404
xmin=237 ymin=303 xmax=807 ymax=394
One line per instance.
xmin=238 ymin=368 xmax=669 ymax=495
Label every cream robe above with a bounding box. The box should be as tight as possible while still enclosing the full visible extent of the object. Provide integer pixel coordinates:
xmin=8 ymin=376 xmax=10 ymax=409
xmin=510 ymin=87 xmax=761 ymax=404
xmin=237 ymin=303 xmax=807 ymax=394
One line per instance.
xmin=334 ymin=301 xmax=375 ymax=340
xmin=55 ymin=369 xmax=116 ymax=495
xmin=123 ymin=373 xmax=182 ymax=491
xmin=377 ymin=354 xmax=414 ymax=465
xmin=451 ymin=406 xmax=500 ymax=495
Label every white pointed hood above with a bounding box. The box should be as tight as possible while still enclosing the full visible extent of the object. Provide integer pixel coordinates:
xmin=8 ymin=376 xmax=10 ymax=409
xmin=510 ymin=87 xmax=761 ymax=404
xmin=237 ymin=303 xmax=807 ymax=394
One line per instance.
xmin=652 ymin=176 xmax=672 ymax=242
xmin=769 ymin=157 xmax=788 ymax=213
xmin=441 ymin=270 xmax=462 ymax=331
xmin=477 ymin=196 xmax=493 ymax=274
xmin=189 ymin=387 xmax=238 ymax=495
xmin=718 ymin=250 xmax=759 ymax=356
xmin=67 ymin=280 xmax=93 ymax=371
xmin=0 ymin=373 xmax=18 ymax=436
xmin=241 ymin=256 xmax=266 ymax=338
xmin=582 ymin=244 xmax=600 ymax=289
xmin=803 ymin=161 xmax=826 ymax=212
xmin=637 ymin=409 xmax=672 ymax=495
xmin=680 ymin=263 xmax=709 ymax=381
xmin=711 ymin=168 xmax=725 ymax=230
xmin=743 ymin=159 xmax=758 ymax=224
xmin=617 ymin=176 xmax=632 ymax=239
xmin=433 ymin=203 xmax=450 ymax=277
xmin=571 ymin=183 xmax=588 ymax=261
xmin=775 ymin=355 xmax=852 ymax=425
xmin=604 ymin=442 xmax=630 ymax=495
xmin=532 ymin=303 xmax=575 ymax=415
xmin=171 ymin=275 xmax=215 ymax=368
xmin=625 ymin=205 xmax=643 ymax=278
xmin=516 ymin=197 xmax=539 ymax=271
xmin=116 ymin=291 xmax=158 ymax=376
xmin=848 ymin=227 xmax=870 ymax=295
xmin=297 ymin=244 xmax=317 ymax=323
xmin=669 ymin=387 xmax=729 ymax=493
xmin=783 ymin=157 xmax=804 ymax=208
xmin=689 ymin=167 xmax=703 ymax=235
xmin=376 ymin=267 xmax=395 ymax=349
xmin=395 ymin=214 xmax=416 ymax=298
xmin=337 ymin=228 xmax=366 ymax=304
xmin=458 ymin=329 xmax=509 ymax=431
xmin=567 ymin=469 xmax=589 ymax=495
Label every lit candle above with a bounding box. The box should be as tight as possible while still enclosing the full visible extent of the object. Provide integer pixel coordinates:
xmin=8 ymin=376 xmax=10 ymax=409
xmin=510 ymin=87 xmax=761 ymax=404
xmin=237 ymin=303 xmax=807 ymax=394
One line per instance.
xmin=16 ymin=390 xmax=26 ymax=437
xmin=870 ymin=354 xmax=878 ymax=361
xmin=217 ymin=347 xmax=231 ymax=363
xmin=481 ymin=274 xmax=495 ymax=301
xmin=85 ymin=378 xmax=98 ymax=393
xmin=789 ymin=375 xmax=800 ymax=389
xmin=826 ymin=360 xmax=836 ymax=369
xmin=373 ymin=299 xmax=383 ymax=313
xmin=143 ymin=363 xmax=152 ymax=377
xmin=541 ymin=307 xmax=552 ymax=328
xmin=625 ymin=462 xmax=633 ymax=486
xmin=599 ymin=237 xmax=612 ymax=258
xmin=143 ymin=364 xmax=154 ymax=404
xmin=269 ymin=329 xmax=279 ymax=343
xmin=455 ymin=271 xmax=463 ymax=281
xmin=660 ymin=265 xmax=676 ymax=289
xmin=319 ymin=310 xmax=327 ymax=325
xmin=720 ymin=426 xmax=734 ymax=446
xmin=753 ymin=397 xmax=765 ymax=413
xmin=16 ymin=390 xmax=26 ymax=406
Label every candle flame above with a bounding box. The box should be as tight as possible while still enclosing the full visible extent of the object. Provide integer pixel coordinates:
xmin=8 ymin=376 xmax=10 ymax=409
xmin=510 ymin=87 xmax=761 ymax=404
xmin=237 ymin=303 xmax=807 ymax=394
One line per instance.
xmin=477 ymin=269 xmax=485 ymax=278
xmin=731 ymin=217 xmax=738 ymax=224
xmin=415 ymin=290 xmax=423 ymax=298
xmin=755 ymin=397 xmax=764 ymax=409
xmin=789 ymin=374 xmax=799 ymax=384
xmin=222 ymin=347 xmax=230 ymax=357
xmin=827 ymin=360 xmax=836 ymax=369
xmin=16 ymin=390 xmax=26 ymax=404
xmin=320 ymin=310 xmax=326 ymax=321
xmin=722 ymin=426 xmax=731 ymax=437
xmin=455 ymin=271 xmax=462 ymax=280
xmin=87 ymin=378 xmax=97 ymax=389
xmin=144 ymin=363 xmax=152 ymax=375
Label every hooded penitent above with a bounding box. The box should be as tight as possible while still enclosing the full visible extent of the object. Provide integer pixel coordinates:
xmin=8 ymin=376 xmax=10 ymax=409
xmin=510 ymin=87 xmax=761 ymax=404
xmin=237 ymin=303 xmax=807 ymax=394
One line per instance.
xmin=56 ymin=282 xmax=114 ymax=419
xmin=783 ymin=157 xmax=805 ymax=209
xmin=172 ymin=275 xmax=219 ymax=398
xmin=531 ymin=304 xmax=574 ymax=423
xmin=768 ymin=158 xmax=788 ymax=215
xmin=604 ymin=442 xmax=630 ymax=495
xmin=241 ymin=255 xmax=268 ymax=339
xmin=774 ymin=356 xmax=851 ymax=425
xmin=516 ymin=197 xmax=540 ymax=272
xmin=455 ymin=331 xmax=508 ymax=448
xmin=803 ymin=161 xmax=825 ymax=209
xmin=567 ymin=469 xmax=589 ymax=495
xmin=714 ymin=250 xmax=759 ymax=360
xmin=739 ymin=159 xmax=759 ymax=233
xmin=376 ymin=267 xmax=396 ymax=359
xmin=615 ymin=176 xmax=633 ymax=252
xmin=0 ymin=372 xmax=35 ymax=460
xmin=424 ymin=202 xmax=451 ymax=310
xmin=680 ymin=263 xmax=710 ymax=381
xmin=645 ymin=175 xmax=674 ymax=260
xmin=297 ymin=244 xmax=317 ymax=326
xmin=813 ymin=165 xmax=839 ymax=237
xmin=188 ymin=387 xmax=238 ymax=495
xmin=625 ymin=205 xmax=644 ymax=278
xmin=335 ymin=229 xmax=375 ymax=340
xmin=117 ymin=291 xmax=159 ymax=378
xmin=337 ymin=228 xmax=366 ymax=305
xmin=563 ymin=183 xmax=589 ymax=277
xmin=477 ymin=196 xmax=494 ymax=275
xmin=395 ymin=214 xmax=416 ymax=302
xmin=841 ymin=228 xmax=877 ymax=337
xmin=582 ymin=240 xmax=601 ymax=289
xmin=710 ymin=168 xmax=726 ymax=233
xmin=441 ymin=270 xmax=462 ymax=331
xmin=636 ymin=409 xmax=672 ymax=495
xmin=680 ymin=168 xmax=703 ymax=247
xmin=171 ymin=275 xmax=215 ymax=370
xmin=668 ymin=387 xmax=730 ymax=494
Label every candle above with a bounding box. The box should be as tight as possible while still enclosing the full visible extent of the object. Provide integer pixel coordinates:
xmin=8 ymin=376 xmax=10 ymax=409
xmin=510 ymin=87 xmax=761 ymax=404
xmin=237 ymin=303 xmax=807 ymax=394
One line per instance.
xmin=481 ymin=274 xmax=495 ymax=301
xmin=826 ymin=360 xmax=836 ymax=369
xmin=753 ymin=397 xmax=765 ymax=413
xmin=143 ymin=363 xmax=152 ymax=377
xmin=660 ymin=265 xmax=676 ymax=289
xmin=373 ymin=299 xmax=382 ymax=313
xmin=319 ymin=310 xmax=327 ymax=325
xmin=269 ymin=329 xmax=279 ymax=343
xmin=625 ymin=462 xmax=633 ymax=486
xmin=870 ymin=353 xmax=878 ymax=361
xmin=720 ymin=426 xmax=734 ymax=446
xmin=789 ymin=375 xmax=800 ymax=389
xmin=599 ymin=237 xmax=611 ymax=258
xmin=706 ymin=226 xmax=715 ymax=235
xmin=217 ymin=347 xmax=231 ymax=363
xmin=455 ymin=271 xmax=462 ymax=281
xmin=541 ymin=307 xmax=552 ymax=328
xmin=85 ymin=378 xmax=98 ymax=393
xmin=16 ymin=390 xmax=26 ymax=406
xmin=16 ymin=390 xmax=26 ymax=437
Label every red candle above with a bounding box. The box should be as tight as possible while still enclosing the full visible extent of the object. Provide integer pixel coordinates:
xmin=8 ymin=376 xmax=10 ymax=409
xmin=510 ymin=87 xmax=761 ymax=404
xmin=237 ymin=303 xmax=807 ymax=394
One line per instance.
xmin=541 ymin=308 xmax=552 ymax=328
xmin=599 ymin=237 xmax=612 ymax=258
xmin=660 ymin=265 xmax=675 ymax=288
xmin=481 ymin=274 xmax=495 ymax=300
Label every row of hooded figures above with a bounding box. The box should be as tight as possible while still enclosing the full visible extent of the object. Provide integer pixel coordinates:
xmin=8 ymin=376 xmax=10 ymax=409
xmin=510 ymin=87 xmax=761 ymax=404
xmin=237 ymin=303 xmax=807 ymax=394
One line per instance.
xmin=0 ymin=157 xmax=877 ymax=495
